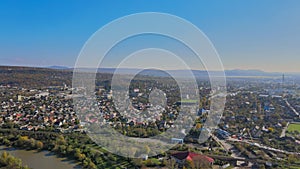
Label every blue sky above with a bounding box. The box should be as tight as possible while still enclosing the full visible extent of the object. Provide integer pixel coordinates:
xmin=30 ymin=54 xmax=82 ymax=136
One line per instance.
xmin=0 ymin=0 xmax=299 ymax=72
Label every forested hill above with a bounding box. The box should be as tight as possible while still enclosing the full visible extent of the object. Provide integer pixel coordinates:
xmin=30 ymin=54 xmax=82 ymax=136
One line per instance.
xmin=0 ymin=66 xmax=114 ymax=88
xmin=0 ymin=66 xmax=72 ymax=88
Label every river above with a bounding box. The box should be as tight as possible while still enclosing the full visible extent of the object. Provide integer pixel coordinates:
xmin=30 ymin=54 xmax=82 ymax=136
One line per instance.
xmin=0 ymin=146 xmax=81 ymax=169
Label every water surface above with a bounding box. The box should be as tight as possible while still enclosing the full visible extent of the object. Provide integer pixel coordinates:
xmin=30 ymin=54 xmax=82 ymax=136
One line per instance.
xmin=0 ymin=146 xmax=81 ymax=169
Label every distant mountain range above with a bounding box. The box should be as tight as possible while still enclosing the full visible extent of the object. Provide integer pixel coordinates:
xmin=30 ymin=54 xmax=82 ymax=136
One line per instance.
xmin=1 ymin=65 xmax=297 ymax=78
xmin=45 ymin=66 xmax=292 ymax=78
xmin=224 ymin=69 xmax=281 ymax=77
xmin=46 ymin=65 xmax=70 ymax=70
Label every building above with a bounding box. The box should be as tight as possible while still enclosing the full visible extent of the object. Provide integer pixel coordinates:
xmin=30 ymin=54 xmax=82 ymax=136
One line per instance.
xmin=171 ymin=151 xmax=214 ymax=166
xmin=171 ymin=138 xmax=184 ymax=144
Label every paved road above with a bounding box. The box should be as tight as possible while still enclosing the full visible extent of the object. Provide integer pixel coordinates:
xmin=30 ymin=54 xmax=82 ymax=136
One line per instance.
xmin=285 ymin=99 xmax=300 ymax=117
xmin=227 ymin=138 xmax=300 ymax=155
xmin=208 ymin=133 xmax=246 ymax=159
xmin=280 ymin=122 xmax=290 ymax=138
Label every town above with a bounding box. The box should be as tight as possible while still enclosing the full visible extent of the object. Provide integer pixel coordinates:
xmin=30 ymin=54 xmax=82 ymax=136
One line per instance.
xmin=0 ymin=66 xmax=299 ymax=169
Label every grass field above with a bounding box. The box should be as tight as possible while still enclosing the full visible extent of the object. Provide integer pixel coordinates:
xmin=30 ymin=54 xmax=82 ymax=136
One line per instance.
xmin=287 ymin=123 xmax=300 ymax=133
xmin=180 ymin=99 xmax=198 ymax=103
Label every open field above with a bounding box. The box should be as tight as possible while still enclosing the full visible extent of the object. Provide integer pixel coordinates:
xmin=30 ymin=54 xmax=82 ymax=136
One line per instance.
xmin=180 ymin=99 xmax=198 ymax=103
xmin=287 ymin=123 xmax=300 ymax=133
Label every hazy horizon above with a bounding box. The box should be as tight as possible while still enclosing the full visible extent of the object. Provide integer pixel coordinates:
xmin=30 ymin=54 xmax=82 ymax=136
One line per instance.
xmin=1 ymin=64 xmax=300 ymax=74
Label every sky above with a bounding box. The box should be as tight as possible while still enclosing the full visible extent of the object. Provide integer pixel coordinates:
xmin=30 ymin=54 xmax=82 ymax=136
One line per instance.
xmin=0 ymin=0 xmax=300 ymax=72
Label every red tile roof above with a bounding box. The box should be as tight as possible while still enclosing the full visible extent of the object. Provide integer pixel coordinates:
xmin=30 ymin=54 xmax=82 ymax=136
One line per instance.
xmin=171 ymin=152 xmax=214 ymax=163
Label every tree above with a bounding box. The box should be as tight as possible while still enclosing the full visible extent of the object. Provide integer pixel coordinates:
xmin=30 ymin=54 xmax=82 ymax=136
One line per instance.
xmin=192 ymin=155 xmax=211 ymax=169
xmin=166 ymin=158 xmax=177 ymax=169
xmin=287 ymin=154 xmax=298 ymax=163
xmin=3 ymin=138 xmax=10 ymax=146
xmin=88 ymin=161 xmax=97 ymax=169
xmin=268 ymin=127 xmax=274 ymax=133
xmin=0 ymin=151 xmax=29 ymax=169
xmin=195 ymin=123 xmax=202 ymax=130
xmin=56 ymin=135 xmax=66 ymax=145
xmin=36 ymin=141 xmax=43 ymax=150
xmin=74 ymin=149 xmax=86 ymax=162
xmin=144 ymin=145 xmax=151 ymax=154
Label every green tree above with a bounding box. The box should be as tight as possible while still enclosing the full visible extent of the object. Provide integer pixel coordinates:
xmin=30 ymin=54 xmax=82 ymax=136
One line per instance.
xmin=36 ymin=141 xmax=43 ymax=150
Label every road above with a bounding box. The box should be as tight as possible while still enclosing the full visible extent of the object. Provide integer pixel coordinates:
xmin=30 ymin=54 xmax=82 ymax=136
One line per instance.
xmin=211 ymin=134 xmax=231 ymax=152
xmin=280 ymin=122 xmax=290 ymax=138
xmin=208 ymin=133 xmax=245 ymax=159
xmin=284 ymin=99 xmax=300 ymax=117
xmin=227 ymin=137 xmax=300 ymax=155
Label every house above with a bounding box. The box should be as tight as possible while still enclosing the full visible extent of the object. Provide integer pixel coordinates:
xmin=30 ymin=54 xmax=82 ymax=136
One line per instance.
xmin=171 ymin=138 xmax=184 ymax=144
xmin=198 ymin=108 xmax=208 ymax=116
xmin=139 ymin=154 xmax=148 ymax=160
xmin=171 ymin=152 xmax=214 ymax=166
xmin=216 ymin=129 xmax=231 ymax=139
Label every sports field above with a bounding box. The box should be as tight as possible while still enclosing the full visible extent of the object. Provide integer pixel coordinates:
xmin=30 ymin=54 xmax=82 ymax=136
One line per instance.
xmin=287 ymin=123 xmax=300 ymax=132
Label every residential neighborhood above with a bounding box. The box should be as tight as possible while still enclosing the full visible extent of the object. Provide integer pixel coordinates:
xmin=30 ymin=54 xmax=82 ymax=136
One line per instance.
xmin=0 ymin=67 xmax=299 ymax=168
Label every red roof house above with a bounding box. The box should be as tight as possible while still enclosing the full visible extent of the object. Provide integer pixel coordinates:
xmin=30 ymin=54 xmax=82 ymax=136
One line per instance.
xmin=171 ymin=151 xmax=214 ymax=165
